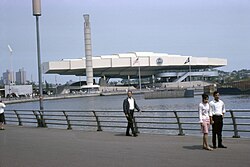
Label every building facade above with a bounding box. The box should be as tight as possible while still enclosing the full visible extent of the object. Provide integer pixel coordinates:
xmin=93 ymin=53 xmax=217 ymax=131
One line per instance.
xmin=3 ymin=70 xmax=14 ymax=85
xmin=16 ymin=68 xmax=27 ymax=85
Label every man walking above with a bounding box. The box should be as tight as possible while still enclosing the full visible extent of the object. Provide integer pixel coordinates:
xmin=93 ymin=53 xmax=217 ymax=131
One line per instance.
xmin=123 ymin=90 xmax=141 ymax=137
xmin=209 ymin=91 xmax=227 ymax=149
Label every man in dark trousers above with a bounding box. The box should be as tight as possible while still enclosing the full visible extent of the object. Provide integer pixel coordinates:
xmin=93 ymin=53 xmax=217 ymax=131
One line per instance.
xmin=123 ymin=90 xmax=141 ymax=137
xmin=209 ymin=91 xmax=227 ymax=149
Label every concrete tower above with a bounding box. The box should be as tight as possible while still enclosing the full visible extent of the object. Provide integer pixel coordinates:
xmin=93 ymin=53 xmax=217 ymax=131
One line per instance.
xmin=83 ymin=14 xmax=94 ymax=86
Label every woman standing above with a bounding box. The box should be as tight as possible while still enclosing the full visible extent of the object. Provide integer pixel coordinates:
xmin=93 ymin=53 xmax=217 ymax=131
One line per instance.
xmin=198 ymin=94 xmax=213 ymax=151
xmin=0 ymin=100 xmax=6 ymax=130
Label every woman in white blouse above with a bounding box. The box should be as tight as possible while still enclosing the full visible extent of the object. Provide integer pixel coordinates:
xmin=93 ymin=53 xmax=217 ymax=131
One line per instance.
xmin=198 ymin=94 xmax=213 ymax=151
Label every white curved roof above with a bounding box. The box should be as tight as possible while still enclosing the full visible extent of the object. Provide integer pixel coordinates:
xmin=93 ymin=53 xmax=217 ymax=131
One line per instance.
xmin=42 ymin=52 xmax=227 ymax=78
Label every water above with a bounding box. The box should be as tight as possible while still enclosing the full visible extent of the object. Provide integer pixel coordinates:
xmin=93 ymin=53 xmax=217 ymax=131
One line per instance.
xmin=5 ymin=94 xmax=250 ymax=111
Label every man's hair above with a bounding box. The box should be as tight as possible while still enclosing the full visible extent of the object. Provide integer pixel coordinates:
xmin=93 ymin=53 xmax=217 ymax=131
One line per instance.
xmin=127 ymin=90 xmax=132 ymax=93
xmin=213 ymin=91 xmax=219 ymax=96
xmin=202 ymin=94 xmax=209 ymax=100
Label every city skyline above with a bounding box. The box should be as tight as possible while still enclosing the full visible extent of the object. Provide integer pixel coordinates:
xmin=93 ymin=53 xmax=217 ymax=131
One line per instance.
xmin=1 ymin=68 xmax=27 ymax=85
xmin=1 ymin=0 xmax=249 ymax=84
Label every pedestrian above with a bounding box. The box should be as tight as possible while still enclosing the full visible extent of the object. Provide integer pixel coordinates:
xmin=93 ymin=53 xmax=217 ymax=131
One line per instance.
xmin=209 ymin=91 xmax=227 ymax=149
xmin=0 ymin=100 xmax=6 ymax=130
xmin=123 ymin=90 xmax=141 ymax=137
xmin=199 ymin=94 xmax=213 ymax=151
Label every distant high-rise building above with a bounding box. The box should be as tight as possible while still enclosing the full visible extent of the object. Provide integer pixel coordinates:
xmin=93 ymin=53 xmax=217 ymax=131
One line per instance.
xmin=0 ymin=77 xmax=4 ymax=85
xmin=3 ymin=70 xmax=14 ymax=85
xmin=16 ymin=68 xmax=26 ymax=85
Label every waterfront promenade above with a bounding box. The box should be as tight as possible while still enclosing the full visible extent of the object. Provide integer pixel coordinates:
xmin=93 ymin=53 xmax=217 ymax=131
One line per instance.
xmin=0 ymin=125 xmax=250 ymax=167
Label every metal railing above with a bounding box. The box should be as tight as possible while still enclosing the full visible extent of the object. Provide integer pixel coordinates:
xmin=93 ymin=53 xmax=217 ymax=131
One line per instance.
xmin=4 ymin=109 xmax=250 ymax=138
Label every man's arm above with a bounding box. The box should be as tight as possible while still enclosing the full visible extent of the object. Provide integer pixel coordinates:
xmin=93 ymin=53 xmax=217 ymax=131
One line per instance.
xmin=209 ymin=101 xmax=214 ymax=124
xmin=134 ymin=100 xmax=141 ymax=112
xmin=0 ymin=103 xmax=5 ymax=108
xmin=222 ymin=101 xmax=226 ymax=117
xmin=123 ymin=99 xmax=129 ymax=117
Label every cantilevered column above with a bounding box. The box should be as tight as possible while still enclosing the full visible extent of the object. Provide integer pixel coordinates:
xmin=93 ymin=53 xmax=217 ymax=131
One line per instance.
xmin=83 ymin=14 xmax=93 ymax=86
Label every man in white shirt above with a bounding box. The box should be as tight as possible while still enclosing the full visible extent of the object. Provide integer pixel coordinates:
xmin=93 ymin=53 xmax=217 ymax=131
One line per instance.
xmin=123 ymin=90 xmax=141 ymax=137
xmin=209 ymin=91 xmax=227 ymax=148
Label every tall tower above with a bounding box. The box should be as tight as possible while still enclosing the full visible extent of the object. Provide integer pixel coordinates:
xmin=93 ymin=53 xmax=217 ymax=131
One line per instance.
xmin=16 ymin=68 xmax=27 ymax=85
xmin=83 ymin=14 xmax=93 ymax=86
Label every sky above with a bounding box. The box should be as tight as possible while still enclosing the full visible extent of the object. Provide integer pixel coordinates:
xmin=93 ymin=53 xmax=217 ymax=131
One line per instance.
xmin=0 ymin=0 xmax=250 ymax=84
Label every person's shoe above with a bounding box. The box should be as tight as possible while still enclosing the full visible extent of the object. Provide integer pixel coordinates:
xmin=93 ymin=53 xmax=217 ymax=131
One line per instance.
xmin=205 ymin=147 xmax=213 ymax=151
xmin=213 ymin=146 xmax=217 ymax=149
xmin=0 ymin=127 xmax=4 ymax=130
xmin=218 ymin=144 xmax=227 ymax=148
xmin=126 ymin=134 xmax=132 ymax=136
xmin=133 ymin=133 xmax=138 ymax=137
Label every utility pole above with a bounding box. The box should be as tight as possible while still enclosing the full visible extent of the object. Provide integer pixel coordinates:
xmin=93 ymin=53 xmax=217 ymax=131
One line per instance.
xmin=32 ymin=0 xmax=44 ymax=111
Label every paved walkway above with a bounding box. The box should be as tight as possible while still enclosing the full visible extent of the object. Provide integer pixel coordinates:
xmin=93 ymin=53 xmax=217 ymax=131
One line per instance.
xmin=0 ymin=125 xmax=250 ymax=167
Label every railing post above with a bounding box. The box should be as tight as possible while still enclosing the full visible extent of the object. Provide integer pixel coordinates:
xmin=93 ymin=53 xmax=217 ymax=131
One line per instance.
xmin=33 ymin=110 xmax=43 ymax=127
xmin=63 ymin=111 xmax=72 ymax=130
xmin=133 ymin=116 xmax=139 ymax=134
xmin=229 ymin=110 xmax=240 ymax=138
xmin=14 ymin=110 xmax=22 ymax=126
xmin=92 ymin=111 xmax=102 ymax=131
xmin=38 ymin=110 xmax=47 ymax=128
xmin=3 ymin=112 xmax=6 ymax=125
xmin=174 ymin=111 xmax=184 ymax=136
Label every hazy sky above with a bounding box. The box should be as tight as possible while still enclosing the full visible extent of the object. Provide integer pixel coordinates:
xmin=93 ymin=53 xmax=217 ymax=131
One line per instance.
xmin=0 ymin=0 xmax=249 ymax=84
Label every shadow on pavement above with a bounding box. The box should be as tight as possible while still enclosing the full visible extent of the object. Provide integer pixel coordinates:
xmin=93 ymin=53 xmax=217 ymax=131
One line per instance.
xmin=183 ymin=145 xmax=203 ymax=150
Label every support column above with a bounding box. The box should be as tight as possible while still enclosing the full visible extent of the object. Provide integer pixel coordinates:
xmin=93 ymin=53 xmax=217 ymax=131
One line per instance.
xmin=83 ymin=14 xmax=93 ymax=87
